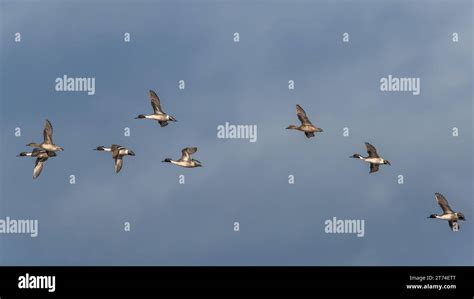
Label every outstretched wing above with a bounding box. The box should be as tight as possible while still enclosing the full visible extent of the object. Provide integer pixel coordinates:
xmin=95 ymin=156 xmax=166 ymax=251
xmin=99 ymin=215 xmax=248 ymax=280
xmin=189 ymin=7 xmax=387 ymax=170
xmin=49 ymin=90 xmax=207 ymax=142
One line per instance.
xmin=296 ymin=104 xmax=312 ymax=125
xmin=115 ymin=157 xmax=123 ymax=173
xmin=365 ymin=142 xmax=380 ymax=158
xmin=43 ymin=119 xmax=54 ymax=145
xmin=435 ymin=193 xmax=454 ymax=214
xmin=158 ymin=121 xmax=168 ymax=127
xmin=369 ymin=163 xmax=379 ymax=173
xmin=180 ymin=147 xmax=197 ymax=162
xmin=149 ymin=90 xmax=164 ymax=114
xmin=33 ymin=157 xmax=47 ymax=179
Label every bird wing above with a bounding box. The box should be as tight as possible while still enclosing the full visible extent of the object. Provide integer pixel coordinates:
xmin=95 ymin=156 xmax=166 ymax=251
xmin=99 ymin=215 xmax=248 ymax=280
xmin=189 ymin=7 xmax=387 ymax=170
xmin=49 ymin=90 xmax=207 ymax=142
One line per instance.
xmin=448 ymin=221 xmax=459 ymax=231
xmin=43 ymin=119 xmax=54 ymax=144
xmin=115 ymin=157 xmax=123 ymax=173
xmin=33 ymin=157 xmax=47 ymax=179
xmin=180 ymin=147 xmax=197 ymax=162
xmin=111 ymin=144 xmax=122 ymax=159
xmin=435 ymin=193 xmax=454 ymax=214
xmin=365 ymin=142 xmax=380 ymax=158
xmin=158 ymin=121 xmax=168 ymax=127
xmin=149 ymin=90 xmax=164 ymax=114
xmin=369 ymin=163 xmax=379 ymax=173
xmin=296 ymin=104 xmax=312 ymax=125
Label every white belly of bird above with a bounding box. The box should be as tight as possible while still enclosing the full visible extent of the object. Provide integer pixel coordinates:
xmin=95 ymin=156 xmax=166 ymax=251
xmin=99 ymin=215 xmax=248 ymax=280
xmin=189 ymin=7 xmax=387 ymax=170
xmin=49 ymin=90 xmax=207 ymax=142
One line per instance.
xmin=365 ymin=158 xmax=384 ymax=164
xmin=41 ymin=144 xmax=57 ymax=151
xmin=173 ymin=161 xmax=194 ymax=167
xmin=438 ymin=214 xmax=455 ymax=220
xmin=149 ymin=114 xmax=168 ymax=121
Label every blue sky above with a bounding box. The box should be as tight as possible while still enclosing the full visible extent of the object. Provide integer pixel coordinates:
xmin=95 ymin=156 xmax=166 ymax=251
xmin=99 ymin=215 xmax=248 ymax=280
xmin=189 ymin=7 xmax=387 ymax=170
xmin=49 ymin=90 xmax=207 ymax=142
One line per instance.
xmin=0 ymin=0 xmax=472 ymax=265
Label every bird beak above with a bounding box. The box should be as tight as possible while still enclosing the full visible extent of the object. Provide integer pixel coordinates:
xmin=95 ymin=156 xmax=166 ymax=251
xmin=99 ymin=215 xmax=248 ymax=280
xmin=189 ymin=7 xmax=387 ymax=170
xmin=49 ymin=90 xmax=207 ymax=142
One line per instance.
xmin=129 ymin=151 xmax=136 ymax=156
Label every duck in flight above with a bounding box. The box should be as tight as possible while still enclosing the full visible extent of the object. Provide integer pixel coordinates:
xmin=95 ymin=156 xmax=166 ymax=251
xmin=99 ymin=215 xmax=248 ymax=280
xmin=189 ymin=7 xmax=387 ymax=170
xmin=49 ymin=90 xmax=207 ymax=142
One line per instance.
xmin=162 ymin=147 xmax=202 ymax=168
xmin=428 ymin=193 xmax=465 ymax=231
xmin=94 ymin=144 xmax=135 ymax=173
xmin=18 ymin=148 xmax=57 ymax=179
xmin=26 ymin=119 xmax=64 ymax=152
xmin=350 ymin=142 xmax=391 ymax=173
xmin=135 ymin=90 xmax=177 ymax=127
xmin=286 ymin=104 xmax=323 ymax=138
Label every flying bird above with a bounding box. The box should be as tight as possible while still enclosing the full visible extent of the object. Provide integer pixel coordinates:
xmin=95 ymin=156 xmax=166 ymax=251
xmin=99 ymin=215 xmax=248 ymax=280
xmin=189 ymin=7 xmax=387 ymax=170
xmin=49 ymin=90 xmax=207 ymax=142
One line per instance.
xmin=286 ymin=104 xmax=323 ymax=138
xmin=26 ymin=119 xmax=64 ymax=152
xmin=350 ymin=142 xmax=391 ymax=173
xmin=94 ymin=144 xmax=135 ymax=173
xmin=428 ymin=193 xmax=466 ymax=231
xmin=162 ymin=147 xmax=202 ymax=168
xmin=17 ymin=148 xmax=57 ymax=179
xmin=135 ymin=90 xmax=177 ymax=127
